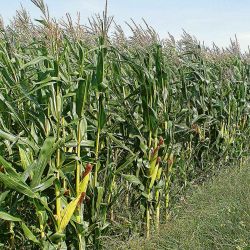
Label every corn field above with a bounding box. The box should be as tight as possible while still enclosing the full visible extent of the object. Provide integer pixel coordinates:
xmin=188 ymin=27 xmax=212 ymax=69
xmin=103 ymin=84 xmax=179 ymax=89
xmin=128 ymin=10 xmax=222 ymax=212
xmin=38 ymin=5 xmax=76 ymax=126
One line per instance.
xmin=0 ymin=1 xmax=250 ymax=249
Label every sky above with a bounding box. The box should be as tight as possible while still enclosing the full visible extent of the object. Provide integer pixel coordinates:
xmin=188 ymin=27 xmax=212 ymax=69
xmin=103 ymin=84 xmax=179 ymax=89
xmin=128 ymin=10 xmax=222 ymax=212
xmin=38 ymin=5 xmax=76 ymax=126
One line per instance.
xmin=1 ymin=0 xmax=250 ymax=51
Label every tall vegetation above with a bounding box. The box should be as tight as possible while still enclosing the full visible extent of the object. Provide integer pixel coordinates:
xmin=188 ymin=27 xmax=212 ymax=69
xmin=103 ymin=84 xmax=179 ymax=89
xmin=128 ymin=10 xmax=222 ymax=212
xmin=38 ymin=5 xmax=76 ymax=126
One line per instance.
xmin=0 ymin=1 xmax=249 ymax=249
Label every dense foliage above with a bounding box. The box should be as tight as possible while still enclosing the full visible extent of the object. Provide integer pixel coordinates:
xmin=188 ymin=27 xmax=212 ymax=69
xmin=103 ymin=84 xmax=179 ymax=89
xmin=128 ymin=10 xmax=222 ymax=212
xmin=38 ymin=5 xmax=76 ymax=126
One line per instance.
xmin=0 ymin=1 xmax=249 ymax=249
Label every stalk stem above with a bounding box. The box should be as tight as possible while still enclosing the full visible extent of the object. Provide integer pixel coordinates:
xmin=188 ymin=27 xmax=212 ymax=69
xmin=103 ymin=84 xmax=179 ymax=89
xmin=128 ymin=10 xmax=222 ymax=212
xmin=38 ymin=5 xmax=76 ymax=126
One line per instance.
xmin=76 ymin=120 xmax=83 ymax=248
xmin=56 ymin=147 xmax=61 ymax=225
xmin=94 ymin=127 xmax=100 ymax=187
xmin=155 ymin=189 xmax=160 ymax=231
xmin=76 ymin=120 xmax=82 ymax=224
xmin=146 ymin=201 xmax=150 ymax=238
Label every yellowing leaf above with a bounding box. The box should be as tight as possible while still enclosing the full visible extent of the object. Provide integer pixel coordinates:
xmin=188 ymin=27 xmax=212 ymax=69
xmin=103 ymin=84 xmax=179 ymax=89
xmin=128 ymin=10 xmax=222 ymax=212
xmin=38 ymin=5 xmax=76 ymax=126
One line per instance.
xmin=149 ymin=163 xmax=159 ymax=189
xmin=79 ymin=172 xmax=91 ymax=194
xmin=58 ymin=194 xmax=82 ymax=232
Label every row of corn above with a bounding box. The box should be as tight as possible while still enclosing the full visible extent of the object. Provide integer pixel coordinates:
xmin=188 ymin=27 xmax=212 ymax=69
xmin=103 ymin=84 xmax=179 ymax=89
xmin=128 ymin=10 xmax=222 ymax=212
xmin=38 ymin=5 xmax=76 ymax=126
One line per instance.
xmin=0 ymin=3 xmax=250 ymax=249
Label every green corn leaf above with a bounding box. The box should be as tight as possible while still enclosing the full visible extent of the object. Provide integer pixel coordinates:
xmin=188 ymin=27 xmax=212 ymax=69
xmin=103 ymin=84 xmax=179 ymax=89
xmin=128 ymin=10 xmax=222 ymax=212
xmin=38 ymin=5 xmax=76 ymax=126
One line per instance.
xmin=95 ymin=48 xmax=104 ymax=90
xmin=65 ymin=139 xmax=94 ymax=148
xmin=49 ymin=232 xmax=65 ymax=244
xmin=107 ymin=133 xmax=134 ymax=154
xmin=21 ymin=222 xmax=40 ymax=244
xmin=76 ymin=79 xmax=90 ymax=118
xmin=0 ymin=129 xmax=39 ymax=152
xmin=96 ymin=186 xmax=104 ymax=212
xmin=21 ymin=162 xmax=36 ymax=182
xmin=122 ymin=174 xmax=144 ymax=189
xmin=0 ymin=129 xmax=16 ymax=141
xmin=24 ymin=77 xmax=57 ymax=98
xmin=20 ymin=56 xmax=49 ymax=70
xmin=115 ymin=154 xmax=137 ymax=175
xmin=18 ymin=146 xmax=32 ymax=170
xmin=0 ymin=191 xmax=10 ymax=204
xmin=0 ymin=94 xmax=32 ymax=137
xmin=0 ymin=172 xmax=38 ymax=198
xmin=78 ymin=116 xmax=88 ymax=141
xmin=98 ymin=93 xmax=106 ymax=130
xmin=0 ymin=155 xmax=19 ymax=177
xmin=31 ymin=137 xmax=58 ymax=188
xmin=0 ymin=211 xmax=22 ymax=222
xmin=32 ymin=176 xmax=56 ymax=192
